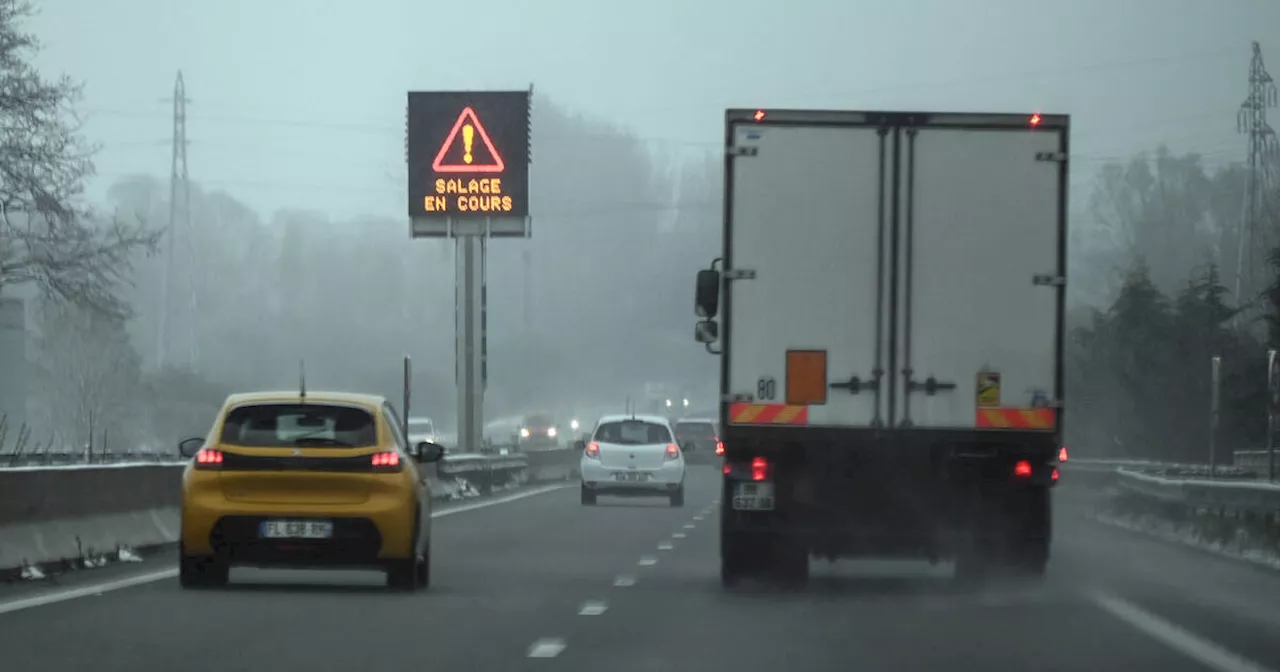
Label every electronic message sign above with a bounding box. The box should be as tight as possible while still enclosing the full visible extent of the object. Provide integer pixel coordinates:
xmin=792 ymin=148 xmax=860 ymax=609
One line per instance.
xmin=406 ymin=90 xmax=530 ymax=230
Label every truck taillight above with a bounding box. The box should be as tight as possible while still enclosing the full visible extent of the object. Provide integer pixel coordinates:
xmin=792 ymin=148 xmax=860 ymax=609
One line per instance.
xmin=585 ymin=442 xmax=600 ymax=460
xmin=1052 ymin=467 xmax=1060 ymax=482
xmin=664 ymin=443 xmax=679 ymax=461
xmin=715 ymin=441 xmax=724 ymax=456
xmin=751 ymin=456 xmax=769 ymax=481
xmin=1058 ymin=446 xmax=1069 ymax=462
xmin=1014 ymin=460 xmax=1032 ymax=478
xmin=194 ymin=448 xmax=224 ymax=470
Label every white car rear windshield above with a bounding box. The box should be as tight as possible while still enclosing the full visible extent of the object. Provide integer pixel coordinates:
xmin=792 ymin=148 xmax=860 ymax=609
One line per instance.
xmin=595 ymin=420 xmax=671 ymax=446
xmin=220 ymin=404 xmax=378 ymax=448
xmin=408 ymin=420 xmax=434 ymax=434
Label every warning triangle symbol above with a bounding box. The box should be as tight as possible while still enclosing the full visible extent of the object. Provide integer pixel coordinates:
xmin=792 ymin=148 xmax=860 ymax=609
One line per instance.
xmin=431 ymin=106 xmax=506 ymax=173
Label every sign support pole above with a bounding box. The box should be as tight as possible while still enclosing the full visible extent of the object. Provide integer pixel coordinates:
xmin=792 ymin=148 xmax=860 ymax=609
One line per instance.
xmin=1268 ymin=349 xmax=1278 ymax=482
xmin=1209 ymin=356 xmax=1221 ymax=480
xmin=455 ymin=231 xmax=487 ymax=455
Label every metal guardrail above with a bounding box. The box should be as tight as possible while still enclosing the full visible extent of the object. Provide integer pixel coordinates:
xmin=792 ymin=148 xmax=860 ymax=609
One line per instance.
xmin=1063 ymin=458 xmax=1280 ymax=551
xmin=1113 ymin=468 xmax=1280 ymax=514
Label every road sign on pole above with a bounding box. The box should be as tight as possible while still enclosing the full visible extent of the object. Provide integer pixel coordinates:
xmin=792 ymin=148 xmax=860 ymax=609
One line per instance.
xmin=405 ymin=88 xmax=533 ymax=455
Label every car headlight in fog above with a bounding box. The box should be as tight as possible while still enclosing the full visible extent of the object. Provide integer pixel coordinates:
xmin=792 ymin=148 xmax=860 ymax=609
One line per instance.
xmin=547 ymin=427 xmax=557 ymax=437
xmin=570 ymin=419 xmax=580 ymax=431
xmin=665 ymin=399 xmax=673 ymax=407
xmin=520 ymin=428 xmax=530 ymax=438
xmin=682 ymin=398 xmax=689 ymax=407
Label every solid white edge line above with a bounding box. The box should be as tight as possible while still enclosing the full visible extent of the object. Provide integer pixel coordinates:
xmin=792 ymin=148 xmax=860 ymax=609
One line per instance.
xmin=432 ymin=484 xmax=572 ymax=518
xmin=0 ymin=483 xmax=574 ymax=617
xmin=0 ymin=569 xmax=179 ymax=616
xmin=527 ymin=637 xmax=567 ymax=658
xmin=1091 ymin=593 xmax=1275 ymax=672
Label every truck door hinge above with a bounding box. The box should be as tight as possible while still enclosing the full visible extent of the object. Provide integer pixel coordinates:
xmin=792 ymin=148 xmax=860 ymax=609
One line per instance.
xmin=727 ymin=146 xmax=759 ymax=158
xmin=723 ymin=393 xmax=754 ymax=403
xmin=1035 ymin=151 xmax=1067 ymax=163
xmin=723 ymin=269 xmax=756 ymax=280
xmin=830 ymin=372 xmax=882 ymax=395
xmin=1033 ymin=274 xmax=1066 ymax=287
xmin=905 ymin=376 xmax=957 ymax=396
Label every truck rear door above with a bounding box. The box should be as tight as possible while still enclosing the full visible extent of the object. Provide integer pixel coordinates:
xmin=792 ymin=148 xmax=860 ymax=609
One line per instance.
xmin=892 ymin=116 xmax=1066 ymax=431
xmin=725 ymin=118 xmax=889 ymax=428
xmin=722 ymin=111 xmax=1066 ymax=435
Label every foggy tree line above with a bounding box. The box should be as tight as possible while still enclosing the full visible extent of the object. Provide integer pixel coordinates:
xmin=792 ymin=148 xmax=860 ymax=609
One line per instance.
xmin=1065 ymin=149 xmax=1279 ymax=463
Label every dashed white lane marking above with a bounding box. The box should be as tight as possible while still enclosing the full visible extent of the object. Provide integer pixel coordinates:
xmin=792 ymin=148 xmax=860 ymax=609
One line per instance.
xmin=673 ymin=532 xmax=687 ymax=539
xmin=578 ymin=600 xmax=608 ymax=616
xmin=527 ymin=638 xmax=567 ymax=658
xmin=638 ymin=556 xmax=658 ymax=566
xmin=1092 ymin=593 xmax=1275 ymax=672
xmin=683 ymin=523 xmax=696 ymax=529
xmin=0 ymin=484 xmax=574 ymax=617
xmin=613 ymin=575 xmax=636 ymax=587
xmin=693 ymin=515 xmax=704 ymax=521
xmin=657 ymin=541 xmax=674 ymax=551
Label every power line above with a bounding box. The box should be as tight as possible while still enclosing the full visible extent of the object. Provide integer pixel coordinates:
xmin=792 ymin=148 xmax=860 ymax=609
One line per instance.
xmin=81 ymin=46 xmax=1256 ymax=147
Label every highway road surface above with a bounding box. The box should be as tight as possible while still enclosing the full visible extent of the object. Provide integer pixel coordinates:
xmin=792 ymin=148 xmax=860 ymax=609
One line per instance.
xmin=2 ymin=467 xmax=1280 ymax=672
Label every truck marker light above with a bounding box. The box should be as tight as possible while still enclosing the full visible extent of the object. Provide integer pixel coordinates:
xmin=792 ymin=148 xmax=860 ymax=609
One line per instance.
xmin=753 ymin=110 xmax=766 ymax=122
xmin=1029 ymin=113 xmax=1041 ymax=127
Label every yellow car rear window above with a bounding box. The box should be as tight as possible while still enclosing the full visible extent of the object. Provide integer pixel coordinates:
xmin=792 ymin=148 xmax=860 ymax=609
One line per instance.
xmin=221 ymin=404 xmax=378 ymax=448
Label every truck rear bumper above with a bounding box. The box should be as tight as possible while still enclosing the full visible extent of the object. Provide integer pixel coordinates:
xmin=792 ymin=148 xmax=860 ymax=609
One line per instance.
xmin=718 ymin=426 xmax=1057 ymax=560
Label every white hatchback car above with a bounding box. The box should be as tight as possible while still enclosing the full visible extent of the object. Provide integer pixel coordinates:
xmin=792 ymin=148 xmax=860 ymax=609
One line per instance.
xmin=576 ymin=414 xmax=686 ymax=507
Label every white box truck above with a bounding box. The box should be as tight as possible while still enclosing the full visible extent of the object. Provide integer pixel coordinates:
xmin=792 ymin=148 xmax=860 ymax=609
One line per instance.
xmin=692 ymin=109 xmax=1067 ymax=587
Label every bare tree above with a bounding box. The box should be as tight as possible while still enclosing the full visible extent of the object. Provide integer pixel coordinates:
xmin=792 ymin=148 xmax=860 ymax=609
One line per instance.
xmin=34 ymin=298 xmax=142 ymax=452
xmin=0 ymin=1 xmax=158 ymax=317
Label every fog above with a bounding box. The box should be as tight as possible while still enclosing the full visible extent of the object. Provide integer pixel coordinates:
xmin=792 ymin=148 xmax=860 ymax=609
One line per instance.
xmin=0 ymin=0 xmax=1277 ymax=458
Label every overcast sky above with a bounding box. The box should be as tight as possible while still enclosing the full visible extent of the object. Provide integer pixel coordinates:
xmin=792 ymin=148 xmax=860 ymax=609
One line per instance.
xmin=30 ymin=0 xmax=1279 ymax=220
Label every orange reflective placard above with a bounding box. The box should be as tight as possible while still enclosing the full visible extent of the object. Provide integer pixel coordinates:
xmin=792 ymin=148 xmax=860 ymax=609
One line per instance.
xmin=786 ymin=349 xmax=827 ymax=406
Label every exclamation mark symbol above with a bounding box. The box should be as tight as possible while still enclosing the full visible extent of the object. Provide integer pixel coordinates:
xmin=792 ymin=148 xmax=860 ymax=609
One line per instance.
xmin=462 ymin=124 xmax=474 ymax=164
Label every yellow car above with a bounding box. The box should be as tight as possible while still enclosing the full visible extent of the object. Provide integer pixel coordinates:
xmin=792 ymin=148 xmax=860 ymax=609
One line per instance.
xmin=176 ymin=390 xmax=444 ymax=590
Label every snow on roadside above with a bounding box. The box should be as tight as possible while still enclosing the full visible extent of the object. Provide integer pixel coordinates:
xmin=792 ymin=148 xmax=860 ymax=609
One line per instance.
xmin=1091 ymin=510 xmax=1280 ymax=572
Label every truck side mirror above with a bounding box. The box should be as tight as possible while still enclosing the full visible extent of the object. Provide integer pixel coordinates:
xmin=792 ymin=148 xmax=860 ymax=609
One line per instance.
xmin=695 ymin=320 xmax=719 ymax=344
xmin=695 ymin=269 xmax=720 ymax=318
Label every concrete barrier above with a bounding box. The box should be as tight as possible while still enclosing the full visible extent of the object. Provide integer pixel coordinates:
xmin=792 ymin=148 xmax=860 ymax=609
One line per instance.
xmin=0 ymin=452 xmax=537 ymax=573
xmin=0 ymin=464 xmax=184 ymax=571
